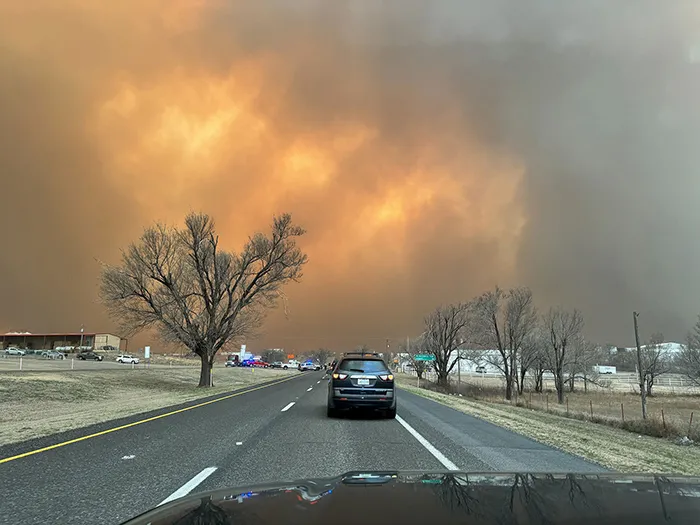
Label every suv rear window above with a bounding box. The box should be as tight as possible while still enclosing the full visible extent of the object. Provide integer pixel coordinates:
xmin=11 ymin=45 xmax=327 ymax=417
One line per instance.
xmin=338 ymin=359 xmax=388 ymax=373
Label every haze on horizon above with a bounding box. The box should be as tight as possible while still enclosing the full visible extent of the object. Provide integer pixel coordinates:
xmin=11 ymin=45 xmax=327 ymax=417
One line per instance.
xmin=1 ymin=0 xmax=700 ymax=353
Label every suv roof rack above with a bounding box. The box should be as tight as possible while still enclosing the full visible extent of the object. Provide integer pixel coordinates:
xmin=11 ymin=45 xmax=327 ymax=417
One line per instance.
xmin=343 ymin=351 xmax=381 ymax=357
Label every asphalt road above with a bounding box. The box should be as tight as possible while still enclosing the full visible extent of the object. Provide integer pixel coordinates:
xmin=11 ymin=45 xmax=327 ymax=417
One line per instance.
xmin=0 ymin=371 xmax=606 ymax=524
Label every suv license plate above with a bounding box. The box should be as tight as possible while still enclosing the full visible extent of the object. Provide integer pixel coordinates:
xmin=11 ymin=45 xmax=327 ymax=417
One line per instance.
xmin=357 ymin=379 xmax=370 ymax=385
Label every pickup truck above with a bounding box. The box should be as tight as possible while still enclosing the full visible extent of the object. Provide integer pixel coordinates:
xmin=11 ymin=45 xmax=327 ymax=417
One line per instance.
xmin=281 ymin=360 xmax=300 ymax=370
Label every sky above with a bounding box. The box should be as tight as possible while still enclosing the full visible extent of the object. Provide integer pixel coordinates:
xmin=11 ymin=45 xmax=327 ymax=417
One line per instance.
xmin=1 ymin=1 xmax=700 ymax=353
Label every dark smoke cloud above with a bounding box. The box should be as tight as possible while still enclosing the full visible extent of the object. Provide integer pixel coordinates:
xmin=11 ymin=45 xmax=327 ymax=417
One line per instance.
xmin=1 ymin=1 xmax=698 ymax=352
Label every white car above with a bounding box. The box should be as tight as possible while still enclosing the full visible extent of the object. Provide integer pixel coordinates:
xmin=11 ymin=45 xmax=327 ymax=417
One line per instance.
xmin=116 ymin=354 xmax=139 ymax=364
xmin=4 ymin=348 xmax=26 ymax=356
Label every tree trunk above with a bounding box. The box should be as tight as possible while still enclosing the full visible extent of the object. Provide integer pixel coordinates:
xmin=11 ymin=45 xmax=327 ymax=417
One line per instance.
xmin=503 ymin=361 xmax=512 ymax=400
xmin=646 ymin=377 xmax=654 ymax=397
xmin=568 ymin=373 xmax=575 ymax=392
xmin=518 ymin=366 xmax=527 ymax=395
xmin=555 ymin=373 xmax=565 ymax=404
xmin=505 ymin=377 xmax=513 ymax=400
xmin=208 ymin=354 xmax=216 ymax=387
xmin=534 ymin=369 xmax=543 ymax=393
xmin=198 ymin=352 xmax=212 ymax=387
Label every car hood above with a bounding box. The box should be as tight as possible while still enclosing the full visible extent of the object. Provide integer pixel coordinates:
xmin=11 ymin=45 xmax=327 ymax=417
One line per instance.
xmin=122 ymin=471 xmax=700 ymax=525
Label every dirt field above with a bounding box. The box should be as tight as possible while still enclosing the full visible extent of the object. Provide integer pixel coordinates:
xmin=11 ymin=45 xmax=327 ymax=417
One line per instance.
xmin=0 ymin=366 xmax=291 ymax=446
xmin=399 ymin=383 xmax=700 ymax=475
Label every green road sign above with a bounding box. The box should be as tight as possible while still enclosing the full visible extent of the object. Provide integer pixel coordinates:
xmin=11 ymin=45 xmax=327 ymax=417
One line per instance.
xmin=414 ymin=354 xmax=435 ymax=361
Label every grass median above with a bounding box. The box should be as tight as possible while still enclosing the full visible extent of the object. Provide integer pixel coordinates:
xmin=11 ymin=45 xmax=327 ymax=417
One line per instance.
xmin=399 ymin=382 xmax=700 ymax=476
xmin=0 ymin=366 xmax=291 ymax=446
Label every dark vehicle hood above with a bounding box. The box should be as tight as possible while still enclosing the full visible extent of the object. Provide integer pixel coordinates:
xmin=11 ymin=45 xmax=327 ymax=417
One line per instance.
xmin=123 ymin=471 xmax=700 ymax=525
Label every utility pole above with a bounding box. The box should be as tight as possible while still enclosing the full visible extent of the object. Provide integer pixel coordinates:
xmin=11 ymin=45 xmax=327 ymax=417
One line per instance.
xmin=79 ymin=325 xmax=84 ymax=350
xmin=406 ymin=335 xmax=410 ymax=374
xmin=633 ymin=311 xmax=647 ymax=419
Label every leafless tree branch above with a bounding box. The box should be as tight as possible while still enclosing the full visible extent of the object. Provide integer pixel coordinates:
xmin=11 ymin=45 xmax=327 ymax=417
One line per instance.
xmin=470 ymin=286 xmax=537 ymax=400
xmin=99 ymin=212 xmax=307 ymax=387
xmin=543 ymin=307 xmax=584 ymax=404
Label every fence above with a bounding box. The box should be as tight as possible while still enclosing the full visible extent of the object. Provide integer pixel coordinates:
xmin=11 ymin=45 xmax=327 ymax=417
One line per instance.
xmin=397 ymin=370 xmax=700 ymax=440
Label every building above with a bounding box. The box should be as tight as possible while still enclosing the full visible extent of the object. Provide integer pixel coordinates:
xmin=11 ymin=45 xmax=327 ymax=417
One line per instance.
xmin=1 ymin=332 xmax=125 ymax=352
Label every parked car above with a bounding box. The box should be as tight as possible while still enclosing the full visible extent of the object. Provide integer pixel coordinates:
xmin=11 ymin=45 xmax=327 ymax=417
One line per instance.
xmin=225 ymin=356 xmax=239 ymax=367
xmin=78 ymin=351 xmax=103 ymax=361
xmin=116 ymin=354 xmax=139 ymax=364
xmin=42 ymin=351 xmax=66 ymax=360
xmin=270 ymin=361 xmax=283 ymax=369
xmin=299 ymin=361 xmax=321 ymax=371
xmin=239 ymin=359 xmax=269 ymax=368
xmin=4 ymin=348 xmax=25 ymax=356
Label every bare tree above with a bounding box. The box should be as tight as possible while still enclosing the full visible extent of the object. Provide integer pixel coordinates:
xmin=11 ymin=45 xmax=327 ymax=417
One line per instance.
xmin=679 ymin=316 xmax=700 ymax=386
xmin=543 ymin=307 xmax=584 ymax=404
xmin=311 ymin=348 xmax=333 ymax=367
xmin=640 ymin=332 xmax=670 ymax=396
xmin=567 ymin=337 xmax=602 ymax=393
xmin=423 ymin=303 xmax=471 ymax=387
xmin=261 ymin=349 xmax=285 ymax=364
xmin=400 ymin=335 xmax=430 ymax=379
xmin=100 ymin=213 xmax=307 ymax=387
xmin=471 ymin=287 xmax=537 ymax=400
xmin=518 ymin=328 xmax=547 ymax=394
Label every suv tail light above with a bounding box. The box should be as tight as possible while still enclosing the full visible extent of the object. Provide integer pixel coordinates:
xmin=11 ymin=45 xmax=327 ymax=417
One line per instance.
xmin=332 ymin=373 xmax=348 ymax=380
xmin=378 ymin=374 xmax=394 ymax=381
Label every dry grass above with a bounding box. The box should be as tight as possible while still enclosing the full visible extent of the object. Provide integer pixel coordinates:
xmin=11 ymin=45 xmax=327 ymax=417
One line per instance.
xmin=399 ymin=383 xmax=700 ymax=475
xmin=0 ymin=366 xmax=290 ymax=446
xmin=396 ymin=373 xmax=700 ymax=441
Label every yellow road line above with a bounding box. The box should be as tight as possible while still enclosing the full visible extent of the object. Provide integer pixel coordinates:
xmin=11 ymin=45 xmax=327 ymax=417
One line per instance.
xmin=0 ymin=374 xmax=303 ymax=465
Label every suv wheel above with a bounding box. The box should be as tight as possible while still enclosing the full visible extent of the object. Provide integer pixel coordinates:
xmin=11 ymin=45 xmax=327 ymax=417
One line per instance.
xmin=385 ymin=407 xmax=396 ymax=419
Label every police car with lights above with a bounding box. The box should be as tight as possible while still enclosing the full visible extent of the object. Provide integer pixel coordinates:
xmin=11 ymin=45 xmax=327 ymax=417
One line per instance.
xmin=327 ymin=352 xmax=396 ymax=418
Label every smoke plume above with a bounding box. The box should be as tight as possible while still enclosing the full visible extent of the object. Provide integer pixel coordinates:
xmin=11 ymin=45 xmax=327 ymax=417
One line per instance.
xmin=1 ymin=1 xmax=699 ymax=351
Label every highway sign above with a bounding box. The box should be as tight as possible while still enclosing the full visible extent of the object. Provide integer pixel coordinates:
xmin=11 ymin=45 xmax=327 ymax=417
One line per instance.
xmin=414 ymin=354 xmax=435 ymax=361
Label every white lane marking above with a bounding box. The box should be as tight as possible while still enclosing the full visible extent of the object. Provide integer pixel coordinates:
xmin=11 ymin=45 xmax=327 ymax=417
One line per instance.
xmin=121 ymin=455 xmax=135 ymax=460
xmin=307 ymin=387 xmax=313 ymax=391
xmin=395 ymin=415 xmax=458 ymax=470
xmin=281 ymin=402 xmax=295 ymax=412
xmin=317 ymin=380 xmax=321 ymax=384
xmin=235 ymin=442 xmax=243 ymax=446
xmin=158 ymin=467 xmax=218 ymax=506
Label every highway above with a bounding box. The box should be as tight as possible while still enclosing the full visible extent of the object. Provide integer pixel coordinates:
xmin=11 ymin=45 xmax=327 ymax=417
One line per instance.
xmin=0 ymin=371 xmax=606 ymax=524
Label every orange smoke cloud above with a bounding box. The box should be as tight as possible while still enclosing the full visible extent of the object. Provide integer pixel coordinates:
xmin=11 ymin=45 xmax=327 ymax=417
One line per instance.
xmin=0 ymin=0 xmax=530 ymax=351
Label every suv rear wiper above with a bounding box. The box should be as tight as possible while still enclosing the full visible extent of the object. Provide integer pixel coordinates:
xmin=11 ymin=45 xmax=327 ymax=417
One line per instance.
xmin=348 ymin=368 xmax=364 ymax=372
